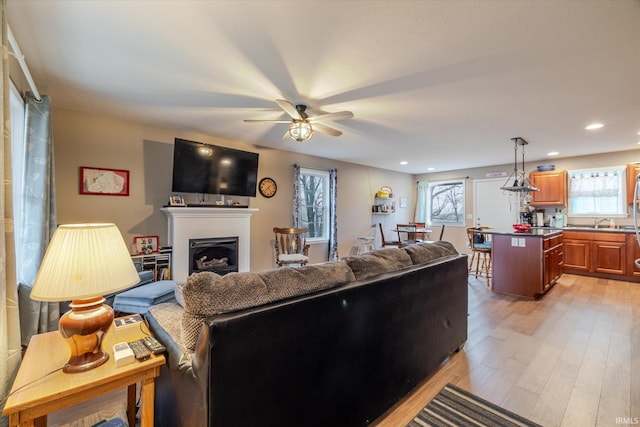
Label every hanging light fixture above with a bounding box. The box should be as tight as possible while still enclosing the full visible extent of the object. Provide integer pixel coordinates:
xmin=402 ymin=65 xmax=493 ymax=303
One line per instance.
xmin=500 ymin=137 xmax=539 ymax=192
xmin=289 ymin=120 xmax=313 ymax=142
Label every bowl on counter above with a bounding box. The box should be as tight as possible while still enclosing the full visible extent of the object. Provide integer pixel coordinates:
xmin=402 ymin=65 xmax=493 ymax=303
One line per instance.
xmin=513 ymin=223 xmax=532 ymax=232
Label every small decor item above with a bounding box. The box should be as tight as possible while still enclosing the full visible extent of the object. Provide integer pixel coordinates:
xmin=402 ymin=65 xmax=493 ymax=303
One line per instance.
xmin=375 ymin=185 xmax=393 ymax=198
xmin=169 ymin=195 xmax=186 ymax=206
xmin=259 ymin=177 xmax=277 ymax=198
xmin=79 ymin=166 xmax=130 ymax=196
xmin=134 ymin=236 xmax=159 ymax=254
xmin=513 ymin=223 xmax=532 ymax=232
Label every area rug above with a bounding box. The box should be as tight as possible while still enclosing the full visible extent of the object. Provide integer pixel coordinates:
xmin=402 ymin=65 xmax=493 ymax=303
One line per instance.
xmin=407 ymin=383 xmax=542 ymax=427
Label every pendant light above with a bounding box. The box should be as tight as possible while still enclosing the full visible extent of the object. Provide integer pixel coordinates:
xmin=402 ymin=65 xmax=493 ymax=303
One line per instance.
xmin=500 ymin=137 xmax=539 ymax=192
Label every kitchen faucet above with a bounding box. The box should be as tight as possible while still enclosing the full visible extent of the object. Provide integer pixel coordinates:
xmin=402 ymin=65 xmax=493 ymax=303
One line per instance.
xmin=593 ymin=217 xmax=611 ymax=228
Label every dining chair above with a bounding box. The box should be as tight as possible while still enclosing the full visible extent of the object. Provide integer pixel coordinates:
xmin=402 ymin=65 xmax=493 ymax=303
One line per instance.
xmin=466 ymin=227 xmax=492 ymax=278
xmin=378 ymin=223 xmax=400 ymax=247
xmin=273 ymin=227 xmax=310 ymax=267
xmin=411 ymin=222 xmax=427 ymax=242
xmin=396 ymin=224 xmax=419 ymax=247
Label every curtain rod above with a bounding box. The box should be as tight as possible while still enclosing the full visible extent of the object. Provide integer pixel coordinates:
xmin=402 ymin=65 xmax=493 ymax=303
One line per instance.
xmin=7 ymin=25 xmax=41 ymax=101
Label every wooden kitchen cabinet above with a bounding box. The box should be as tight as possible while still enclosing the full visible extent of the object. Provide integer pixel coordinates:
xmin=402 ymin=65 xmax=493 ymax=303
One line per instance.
xmin=626 ymin=233 xmax=640 ymax=277
xmin=563 ymin=239 xmax=590 ymax=271
xmin=563 ymin=230 xmax=626 ymax=276
xmin=626 ymin=163 xmax=640 ymax=205
xmin=491 ymin=231 xmax=563 ymax=298
xmin=529 ymin=170 xmax=567 ymax=206
xmin=543 ymin=234 xmax=564 ymax=292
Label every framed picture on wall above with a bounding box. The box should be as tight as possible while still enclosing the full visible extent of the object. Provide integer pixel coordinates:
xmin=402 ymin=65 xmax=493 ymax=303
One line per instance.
xmin=79 ymin=166 xmax=130 ymax=196
xmin=134 ymin=236 xmax=159 ymax=255
xmin=169 ymin=195 xmax=186 ymax=206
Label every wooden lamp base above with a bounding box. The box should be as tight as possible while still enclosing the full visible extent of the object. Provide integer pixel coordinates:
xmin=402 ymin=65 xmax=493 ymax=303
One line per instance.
xmin=59 ymin=296 xmax=113 ymax=373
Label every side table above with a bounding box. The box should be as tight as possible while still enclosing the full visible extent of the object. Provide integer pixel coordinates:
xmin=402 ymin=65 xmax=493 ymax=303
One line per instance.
xmin=2 ymin=320 xmax=165 ymax=427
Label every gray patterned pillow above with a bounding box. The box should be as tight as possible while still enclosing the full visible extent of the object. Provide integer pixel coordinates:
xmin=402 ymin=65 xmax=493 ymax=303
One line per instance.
xmin=402 ymin=241 xmax=459 ymax=265
xmin=342 ymin=248 xmax=413 ymax=280
xmin=181 ymin=261 xmax=356 ymax=351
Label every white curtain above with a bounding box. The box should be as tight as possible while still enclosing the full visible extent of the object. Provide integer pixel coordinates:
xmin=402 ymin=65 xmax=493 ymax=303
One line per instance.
xmin=414 ymin=180 xmax=428 ymax=223
xmin=0 ymin=1 xmax=23 ymax=424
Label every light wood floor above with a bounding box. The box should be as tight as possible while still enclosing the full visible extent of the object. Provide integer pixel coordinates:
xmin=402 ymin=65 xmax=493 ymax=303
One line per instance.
xmin=373 ymin=273 xmax=640 ymax=426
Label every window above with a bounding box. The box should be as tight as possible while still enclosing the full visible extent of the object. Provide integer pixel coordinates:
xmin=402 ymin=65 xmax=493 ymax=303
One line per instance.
xmin=298 ymin=168 xmax=330 ymax=242
xmin=428 ymin=180 xmax=465 ymax=225
xmin=568 ymin=167 xmax=625 ymax=216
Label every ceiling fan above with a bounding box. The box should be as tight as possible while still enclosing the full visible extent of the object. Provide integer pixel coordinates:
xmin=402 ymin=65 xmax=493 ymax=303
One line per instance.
xmin=244 ymin=99 xmax=354 ymax=142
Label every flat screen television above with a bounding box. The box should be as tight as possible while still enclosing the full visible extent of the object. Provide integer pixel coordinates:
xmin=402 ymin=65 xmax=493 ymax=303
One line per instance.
xmin=171 ymin=138 xmax=259 ymax=197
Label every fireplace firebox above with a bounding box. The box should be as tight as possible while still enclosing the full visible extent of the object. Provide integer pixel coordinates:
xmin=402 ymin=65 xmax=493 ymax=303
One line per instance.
xmin=189 ymin=237 xmax=238 ymax=276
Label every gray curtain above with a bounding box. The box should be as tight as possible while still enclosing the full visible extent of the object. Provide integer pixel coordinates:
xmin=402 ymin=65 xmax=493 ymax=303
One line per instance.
xmin=328 ymin=168 xmax=338 ymax=261
xmin=0 ymin=0 xmax=22 ymax=423
xmin=292 ymin=164 xmax=302 ymax=228
xmin=17 ymin=92 xmax=59 ymax=347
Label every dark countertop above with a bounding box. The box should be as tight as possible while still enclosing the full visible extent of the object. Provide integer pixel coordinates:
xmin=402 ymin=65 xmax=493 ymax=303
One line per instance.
xmin=482 ymin=225 xmax=637 ymax=237
xmin=482 ymin=228 xmax=562 ymax=238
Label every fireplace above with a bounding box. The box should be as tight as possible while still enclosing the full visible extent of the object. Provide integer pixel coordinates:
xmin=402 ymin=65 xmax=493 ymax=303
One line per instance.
xmin=162 ymin=207 xmax=258 ymax=282
xmin=189 ymin=237 xmax=238 ymax=276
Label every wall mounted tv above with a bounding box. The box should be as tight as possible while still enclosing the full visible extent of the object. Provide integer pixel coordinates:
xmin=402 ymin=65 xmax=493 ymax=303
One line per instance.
xmin=171 ymin=138 xmax=259 ymax=197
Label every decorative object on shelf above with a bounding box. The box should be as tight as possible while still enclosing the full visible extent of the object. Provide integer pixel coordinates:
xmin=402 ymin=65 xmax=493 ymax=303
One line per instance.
xmin=536 ymin=164 xmax=555 ymax=171
xmin=79 ymin=166 xmax=130 ymax=196
xmin=500 ymin=137 xmax=539 ymax=193
xmin=259 ymin=177 xmax=277 ymax=198
xmin=30 ymin=223 xmax=140 ymax=373
xmin=134 ymin=235 xmax=159 ymax=254
xmin=169 ymin=194 xmax=185 ymax=206
xmin=375 ymin=185 xmax=393 ymax=198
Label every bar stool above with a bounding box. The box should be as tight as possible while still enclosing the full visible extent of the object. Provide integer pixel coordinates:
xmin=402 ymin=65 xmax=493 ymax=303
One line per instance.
xmin=466 ymin=227 xmax=492 ymax=279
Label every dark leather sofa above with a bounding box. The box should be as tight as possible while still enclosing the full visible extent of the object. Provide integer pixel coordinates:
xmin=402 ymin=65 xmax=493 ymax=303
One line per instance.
xmin=147 ymin=245 xmax=468 ymax=427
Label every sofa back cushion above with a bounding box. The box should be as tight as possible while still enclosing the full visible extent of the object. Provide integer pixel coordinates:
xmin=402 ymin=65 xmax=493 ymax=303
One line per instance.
xmin=402 ymin=241 xmax=459 ymax=265
xmin=342 ymin=247 xmax=413 ymax=280
xmin=181 ymin=261 xmax=356 ymax=351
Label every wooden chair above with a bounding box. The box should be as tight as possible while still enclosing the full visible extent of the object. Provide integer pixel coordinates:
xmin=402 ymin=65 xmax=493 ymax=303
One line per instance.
xmin=466 ymin=227 xmax=492 ymax=278
xmin=378 ymin=223 xmax=399 ymax=247
xmin=411 ymin=222 xmax=427 ymax=242
xmin=273 ymin=227 xmax=310 ymax=267
xmin=396 ymin=224 xmax=420 ymax=247
xmin=438 ymin=224 xmax=446 ymax=240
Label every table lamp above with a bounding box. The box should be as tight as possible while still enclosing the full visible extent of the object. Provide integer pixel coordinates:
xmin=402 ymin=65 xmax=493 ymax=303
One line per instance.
xmin=30 ymin=223 xmax=140 ymax=373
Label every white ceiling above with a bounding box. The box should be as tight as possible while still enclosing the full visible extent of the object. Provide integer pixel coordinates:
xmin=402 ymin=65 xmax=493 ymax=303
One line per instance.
xmin=7 ymin=0 xmax=640 ymax=174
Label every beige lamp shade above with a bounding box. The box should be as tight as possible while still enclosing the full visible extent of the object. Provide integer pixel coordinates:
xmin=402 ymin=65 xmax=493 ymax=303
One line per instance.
xmin=31 ymin=223 xmax=140 ymax=301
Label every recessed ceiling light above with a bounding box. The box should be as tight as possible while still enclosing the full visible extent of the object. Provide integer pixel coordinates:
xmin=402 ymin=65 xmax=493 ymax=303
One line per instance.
xmin=427 ymin=167 xmax=435 ymax=171
xmin=585 ymin=123 xmax=604 ymax=130
xmin=400 ymin=161 xmax=408 ymax=165
xmin=548 ymin=151 xmax=559 ymax=156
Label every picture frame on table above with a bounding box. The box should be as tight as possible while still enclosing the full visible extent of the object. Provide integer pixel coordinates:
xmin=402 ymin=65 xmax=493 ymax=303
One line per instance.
xmin=169 ymin=195 xmax=186 ymax=206
xmin=134 ymin=236 xmax=159 ymax=255
xmin=79 ymin=166 xmax=130 ymax=196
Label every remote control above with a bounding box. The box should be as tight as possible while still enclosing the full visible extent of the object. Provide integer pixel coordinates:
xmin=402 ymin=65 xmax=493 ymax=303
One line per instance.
xmin=142 ymin=335 xmax=167 ymax=355
xmin=128 ymin=339 xmax=151 ymax=361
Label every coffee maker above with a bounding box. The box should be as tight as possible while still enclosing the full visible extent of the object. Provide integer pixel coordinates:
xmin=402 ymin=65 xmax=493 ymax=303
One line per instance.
xmin=519 ymin=211 xmax=532 ymax=225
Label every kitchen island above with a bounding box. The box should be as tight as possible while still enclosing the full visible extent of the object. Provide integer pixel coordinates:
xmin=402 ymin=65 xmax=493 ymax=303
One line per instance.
xmin=484 ymin=228 xmax=563 ymax=299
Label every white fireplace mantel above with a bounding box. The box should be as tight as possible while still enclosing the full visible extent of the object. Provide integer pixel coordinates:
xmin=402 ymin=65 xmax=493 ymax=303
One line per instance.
xmin=162 ymin=207 xmax=259 ymax=282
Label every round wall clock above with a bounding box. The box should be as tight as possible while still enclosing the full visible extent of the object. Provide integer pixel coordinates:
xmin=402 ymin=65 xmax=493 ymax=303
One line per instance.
xmin=259 ymin=177 xmax=277 ymax=198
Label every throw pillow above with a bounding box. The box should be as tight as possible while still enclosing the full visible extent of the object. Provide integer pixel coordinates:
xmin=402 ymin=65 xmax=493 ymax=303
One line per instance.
xmin=402 ymin=241 xmax=459 ymax=265
xmin=343 ymin=247 xmax=413 ymax=280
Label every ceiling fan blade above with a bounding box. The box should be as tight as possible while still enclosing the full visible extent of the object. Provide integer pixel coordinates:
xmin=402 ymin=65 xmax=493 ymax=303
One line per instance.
xmin=313 ymin=123 xmax=342 ymax=137
xmin=307 ymin=111 xmax=354 ymax=123
xmin=244 ymin=119 xmax=291 ymax=123
xmin=276 ymin=99 xmax=302 ymax=119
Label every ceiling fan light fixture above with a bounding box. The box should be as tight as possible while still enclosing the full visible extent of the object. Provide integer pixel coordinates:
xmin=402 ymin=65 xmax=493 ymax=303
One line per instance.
xmin=289 ymin=120 xmax=313 ymax=142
